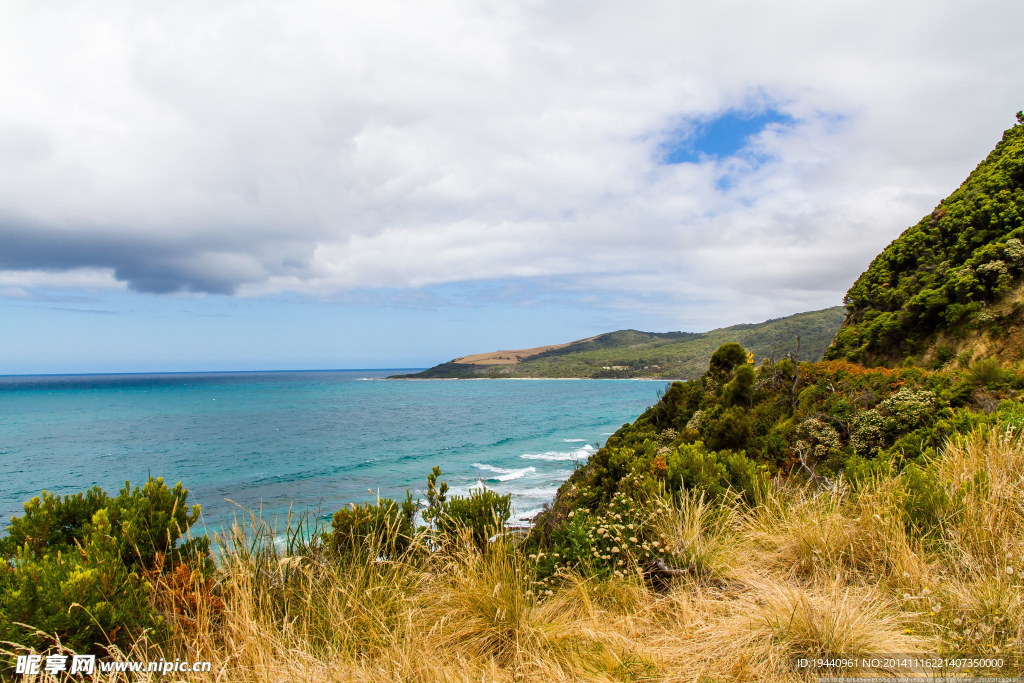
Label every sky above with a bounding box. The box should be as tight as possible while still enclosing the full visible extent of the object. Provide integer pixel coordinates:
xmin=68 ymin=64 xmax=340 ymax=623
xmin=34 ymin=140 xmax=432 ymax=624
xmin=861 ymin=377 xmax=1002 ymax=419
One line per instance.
xmin=1 ymin=1 xmax=1023 ymax=373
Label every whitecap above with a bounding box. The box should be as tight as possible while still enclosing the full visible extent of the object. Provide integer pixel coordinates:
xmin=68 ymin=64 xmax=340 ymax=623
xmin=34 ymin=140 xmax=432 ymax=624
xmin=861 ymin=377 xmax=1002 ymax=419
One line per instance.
xmin=471 ymin=463 xmax=537 ymax=482
xmin=501 ymin=484 xmax=561 ymax=500
xmin=562 ymin=438 xmax=586 ymax=442
xmin=520 ymin=444 xmax=594 ymax=461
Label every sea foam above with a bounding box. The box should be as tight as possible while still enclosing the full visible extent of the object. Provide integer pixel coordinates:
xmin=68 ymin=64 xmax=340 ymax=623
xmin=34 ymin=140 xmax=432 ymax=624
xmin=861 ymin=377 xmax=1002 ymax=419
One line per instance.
xmin=471 ymin=463 xmax=537 ymax=482
xmin=519 ymin=444 xmax=594 ymax=461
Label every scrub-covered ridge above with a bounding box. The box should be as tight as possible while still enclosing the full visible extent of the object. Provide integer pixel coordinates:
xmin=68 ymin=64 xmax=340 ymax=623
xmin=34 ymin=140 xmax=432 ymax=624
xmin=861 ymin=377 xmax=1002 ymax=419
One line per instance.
xmin=828 ymin=113 xmax=1024 ymax=367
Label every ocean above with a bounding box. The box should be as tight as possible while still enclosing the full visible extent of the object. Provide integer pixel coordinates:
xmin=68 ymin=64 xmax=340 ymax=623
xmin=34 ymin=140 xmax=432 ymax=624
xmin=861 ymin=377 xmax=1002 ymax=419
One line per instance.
xmin=0 ymin=371 xmax=665 ymax=536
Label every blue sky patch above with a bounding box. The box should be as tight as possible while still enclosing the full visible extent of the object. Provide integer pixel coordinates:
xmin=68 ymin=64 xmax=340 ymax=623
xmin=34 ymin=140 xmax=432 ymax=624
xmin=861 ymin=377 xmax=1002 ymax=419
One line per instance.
xmin=661 ymin=108 xmax=794 ymax=165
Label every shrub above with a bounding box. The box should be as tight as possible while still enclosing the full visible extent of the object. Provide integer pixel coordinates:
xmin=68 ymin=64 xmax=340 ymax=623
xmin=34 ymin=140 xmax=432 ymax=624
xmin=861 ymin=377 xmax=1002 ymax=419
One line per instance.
xmin=0 ymin=486 xmax=108 ymax=558
xmin=723 ymin=364 xmax=756 ymax=407
xmin=107 ymin=478 xmax=211 ymax=572
xmin=897 ymin=463 xmax=950 ymax=533
xmin=532 ymin=490 xmax=671 ymax=582
xmin=969 ymin=357 xmax=1009 ymax=388
xmin=438 ymin=488 xmax=512 ymax=550
xmin=329 ymin=493 xmax=417 ymax=559
xmin=0 ymin=477 xmax=209 ymax=656
xmin=664 ymin=441 xmax=763 ymax=504
xmin=425 ymin=467 xmax=512 ymax=550
xmin=705 ymin=406 xmax=753 ymax=451
xmin=2 ymin=508 xmax=161 ymax=656
xmin=882 ymin=388 xmax=936 ymax=428
xmin=795 ymin=418 xmax=844 ymax=463
xmin=843 ymin=453 xmax=893 ymax=489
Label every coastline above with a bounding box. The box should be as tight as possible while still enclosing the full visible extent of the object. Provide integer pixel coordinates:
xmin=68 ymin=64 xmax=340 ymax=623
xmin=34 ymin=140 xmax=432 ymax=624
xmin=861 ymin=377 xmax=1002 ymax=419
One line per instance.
xmin=386 ymin=376 xmax=686 ymax=381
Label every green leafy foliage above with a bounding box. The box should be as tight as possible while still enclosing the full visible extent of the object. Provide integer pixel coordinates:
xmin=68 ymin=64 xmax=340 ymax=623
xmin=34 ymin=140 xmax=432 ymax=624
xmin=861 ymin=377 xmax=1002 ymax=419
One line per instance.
xmin=530 ymin=490 xmax=672 ymax=583
xmin=664 ymin=442 xmax=764 ymax=505
xmin=0 ymin=477 xmax=209 ymax=656
xmin=0 ymin=487 xmax=108 ymax=559
xmin=897 ymin=462 xmax=951 ymax=533
xmin=709 ymin=342 xmax=748 ymax=379
xmin=827 ymin=116 xmax=1024 ymax=365
xmin=328 ymin=493 xmax=418 ymax=559
xmin=424 ymin=467 xmax=512 ymax=550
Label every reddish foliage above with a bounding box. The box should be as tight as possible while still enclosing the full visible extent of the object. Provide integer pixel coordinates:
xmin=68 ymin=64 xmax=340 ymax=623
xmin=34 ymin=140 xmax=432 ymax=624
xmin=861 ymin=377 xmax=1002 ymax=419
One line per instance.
xmin=652 ymin=453 xmax=667 ymax=478
xmin=148 ymin=558 xmax=224 ymax=638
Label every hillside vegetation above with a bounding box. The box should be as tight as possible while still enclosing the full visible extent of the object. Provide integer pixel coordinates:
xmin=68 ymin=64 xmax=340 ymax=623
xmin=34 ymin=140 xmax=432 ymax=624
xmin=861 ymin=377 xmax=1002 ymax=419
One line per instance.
xmin=395 ymin=307 xmax=845 ymax=379
xmin=828 ymin=112 xmax=1024 ymax=367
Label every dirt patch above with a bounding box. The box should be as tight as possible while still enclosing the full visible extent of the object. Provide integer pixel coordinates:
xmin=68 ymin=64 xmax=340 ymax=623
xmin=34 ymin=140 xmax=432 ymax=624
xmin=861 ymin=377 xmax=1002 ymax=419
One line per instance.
xmin=453 ymin=336 xmax=597 ymax=366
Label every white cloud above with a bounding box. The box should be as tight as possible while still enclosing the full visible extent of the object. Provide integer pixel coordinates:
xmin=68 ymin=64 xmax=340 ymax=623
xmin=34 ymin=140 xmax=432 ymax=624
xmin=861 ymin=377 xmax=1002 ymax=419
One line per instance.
xmin=0 ymin=0 xmax=1021 ymax=326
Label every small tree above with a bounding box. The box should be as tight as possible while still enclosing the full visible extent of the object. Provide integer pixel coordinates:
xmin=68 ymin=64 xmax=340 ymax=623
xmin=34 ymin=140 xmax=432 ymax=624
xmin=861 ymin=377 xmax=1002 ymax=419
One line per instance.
xmin=708 ymin=343 xmax=748 ymax=380
xmin=723 ymin=363 xmax=756 ymax=407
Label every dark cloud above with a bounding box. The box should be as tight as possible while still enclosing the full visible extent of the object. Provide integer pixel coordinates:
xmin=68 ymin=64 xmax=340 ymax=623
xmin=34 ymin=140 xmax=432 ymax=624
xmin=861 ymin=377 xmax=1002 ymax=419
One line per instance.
xmin=0 ymin=221 xmax=231 ymax=293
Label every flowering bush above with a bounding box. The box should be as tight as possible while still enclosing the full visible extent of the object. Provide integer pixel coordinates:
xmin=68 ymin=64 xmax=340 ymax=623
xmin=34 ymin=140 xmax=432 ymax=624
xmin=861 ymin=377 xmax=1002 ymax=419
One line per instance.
xmin=531 ymin=490 xmax=672 ymax=585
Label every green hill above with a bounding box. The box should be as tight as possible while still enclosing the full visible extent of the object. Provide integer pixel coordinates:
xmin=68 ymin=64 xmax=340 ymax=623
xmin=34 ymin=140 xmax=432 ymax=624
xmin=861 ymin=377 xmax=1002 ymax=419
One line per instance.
xmin=826 ymin=112 xmax=1024 ymax=367
xmin=393 ymin=307 xmax=846 ymax=379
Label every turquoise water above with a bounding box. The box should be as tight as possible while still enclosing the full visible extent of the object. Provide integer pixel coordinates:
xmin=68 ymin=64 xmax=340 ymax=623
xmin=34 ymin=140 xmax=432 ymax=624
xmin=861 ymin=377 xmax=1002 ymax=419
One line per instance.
xmin=0 ymin=371 xmax=664 ymax=534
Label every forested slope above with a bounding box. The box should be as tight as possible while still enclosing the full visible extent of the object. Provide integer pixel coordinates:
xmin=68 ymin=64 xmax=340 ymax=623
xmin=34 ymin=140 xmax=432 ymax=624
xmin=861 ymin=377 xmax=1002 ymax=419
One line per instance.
xmin=827 ymin=113 xmax=1024 ymax=366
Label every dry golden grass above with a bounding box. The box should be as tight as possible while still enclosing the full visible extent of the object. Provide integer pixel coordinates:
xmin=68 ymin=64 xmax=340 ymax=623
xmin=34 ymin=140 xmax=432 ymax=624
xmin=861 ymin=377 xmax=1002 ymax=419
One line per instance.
xmin=7 ymin=426 xmax=1023 ymax=681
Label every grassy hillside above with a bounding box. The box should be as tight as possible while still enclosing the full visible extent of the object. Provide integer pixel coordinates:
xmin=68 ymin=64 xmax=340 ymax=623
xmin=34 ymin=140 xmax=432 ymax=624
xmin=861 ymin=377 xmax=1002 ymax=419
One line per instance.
xmin=395 ymin=307 xmax=845 ymax=379
xmin=827 ymin=112 xmax=1024 ymax=367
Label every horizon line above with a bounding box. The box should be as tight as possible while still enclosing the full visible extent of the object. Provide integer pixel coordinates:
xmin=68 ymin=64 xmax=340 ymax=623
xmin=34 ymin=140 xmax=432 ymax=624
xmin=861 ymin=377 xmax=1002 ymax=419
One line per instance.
xmin=0 ymin=367 xmax=430 ymax=379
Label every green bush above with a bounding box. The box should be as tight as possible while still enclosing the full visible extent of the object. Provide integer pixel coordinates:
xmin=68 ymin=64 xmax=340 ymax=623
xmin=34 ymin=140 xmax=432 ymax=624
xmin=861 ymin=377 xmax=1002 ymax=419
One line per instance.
xmin=704 ymin=406 xmax=752 ymax=451
xmin=968 ymin=357 xmax=1010 ymax=388
xmin=663 ymin=441 xmax=763 ymax=504
xmin=108 ymin=478 xmax=211 ymax=572
xmin=898 ymin=463 xmax=950 ymax=533
xmin=425 ymin=467 xmax=511 ymax=550
xmin=328 ymin=493 xmax=417 ymax=559
xmin=0 ymin=477 xmax=209 ymax=656
xmin=722 ymin=364 xmax=756 ymax=407
xmin=2 ymin=508 xmax=161 ymax=656
xmin=843 ymin=453 xmax=893 ymax=490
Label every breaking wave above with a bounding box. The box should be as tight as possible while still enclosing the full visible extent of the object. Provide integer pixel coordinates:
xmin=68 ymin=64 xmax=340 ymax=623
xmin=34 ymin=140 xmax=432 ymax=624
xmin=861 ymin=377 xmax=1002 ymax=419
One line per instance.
xmin=471 ymin=463 xmax=537 ymax=482
xmin=519 ymin=444 xmax=594 ymax=461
